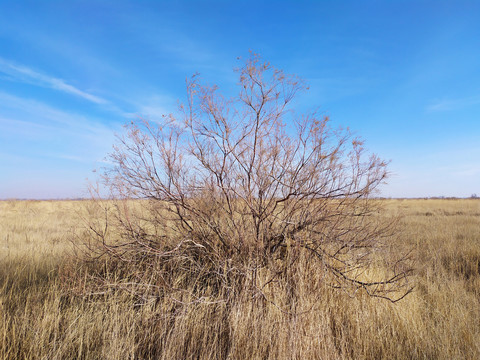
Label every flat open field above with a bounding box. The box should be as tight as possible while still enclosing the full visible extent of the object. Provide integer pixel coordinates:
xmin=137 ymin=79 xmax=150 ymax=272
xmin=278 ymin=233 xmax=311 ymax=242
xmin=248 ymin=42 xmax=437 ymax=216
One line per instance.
xmin=1 ymin=199 xmax=479 ymax=359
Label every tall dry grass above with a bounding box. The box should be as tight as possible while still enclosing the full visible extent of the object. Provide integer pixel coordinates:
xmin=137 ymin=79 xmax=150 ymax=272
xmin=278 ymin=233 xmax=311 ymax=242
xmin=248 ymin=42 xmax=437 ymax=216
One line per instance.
xmin=1 ymin=199 xmax=479 ymax=359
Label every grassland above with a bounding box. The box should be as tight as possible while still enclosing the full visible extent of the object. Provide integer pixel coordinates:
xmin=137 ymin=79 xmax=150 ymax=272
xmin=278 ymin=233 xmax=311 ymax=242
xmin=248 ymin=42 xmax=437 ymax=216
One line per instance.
xmin=1 ymin=199 xmax=479 ymax=359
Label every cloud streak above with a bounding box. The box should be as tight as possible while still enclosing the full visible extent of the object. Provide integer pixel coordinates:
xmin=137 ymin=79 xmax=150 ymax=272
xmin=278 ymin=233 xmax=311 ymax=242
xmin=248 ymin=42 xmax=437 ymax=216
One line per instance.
xmin=0 ymin=57 xmax=107 ymax=104
xmin=0 ymin=92 xmax=120 ymax=183
xmin=0 ymin=91 xmax=117 ymax=140
xmin=426 ymin=95 xmax=480 ymax=112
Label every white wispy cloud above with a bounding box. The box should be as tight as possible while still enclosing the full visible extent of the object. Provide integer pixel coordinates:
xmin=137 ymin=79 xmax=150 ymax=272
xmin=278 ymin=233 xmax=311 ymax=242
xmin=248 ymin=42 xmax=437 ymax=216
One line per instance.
xmin=0 ymin=92 xmax=118 ymax=142
xmin=427 ymin=95 xmax=480 ymax=112
xmin=0 ymin=57 xmax=107 ymax=104
xmin=0 ymin=92 xmax=123 ymax=186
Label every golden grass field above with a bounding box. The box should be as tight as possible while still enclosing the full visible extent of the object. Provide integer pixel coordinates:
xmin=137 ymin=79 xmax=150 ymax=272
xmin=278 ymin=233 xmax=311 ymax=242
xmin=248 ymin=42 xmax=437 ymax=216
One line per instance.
xmin=1 ymin=199 xmax=479 ymax=359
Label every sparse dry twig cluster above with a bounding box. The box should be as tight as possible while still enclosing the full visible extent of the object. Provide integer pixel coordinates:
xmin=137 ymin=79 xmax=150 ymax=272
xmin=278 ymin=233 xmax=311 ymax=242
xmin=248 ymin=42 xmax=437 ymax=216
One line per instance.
xmin=81 ymin=54 xmax=412 ymax=309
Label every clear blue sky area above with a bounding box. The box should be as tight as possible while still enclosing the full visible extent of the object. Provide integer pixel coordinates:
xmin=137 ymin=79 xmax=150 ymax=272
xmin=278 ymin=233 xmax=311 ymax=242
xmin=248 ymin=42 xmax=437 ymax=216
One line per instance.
xmin=1 ymin=0 xmax=479 ymax=199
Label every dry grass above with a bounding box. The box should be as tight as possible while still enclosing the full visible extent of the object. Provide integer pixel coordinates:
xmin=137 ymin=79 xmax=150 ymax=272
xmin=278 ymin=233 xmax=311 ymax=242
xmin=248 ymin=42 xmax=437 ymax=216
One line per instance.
xmin=1 ymin=199 xmax=479 ymax=359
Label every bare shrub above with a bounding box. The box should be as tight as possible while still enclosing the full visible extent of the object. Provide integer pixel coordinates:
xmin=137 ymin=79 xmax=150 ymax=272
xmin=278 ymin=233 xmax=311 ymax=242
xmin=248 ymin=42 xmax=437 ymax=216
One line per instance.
xmin=82 ymin=54 xmax=412 ymax=308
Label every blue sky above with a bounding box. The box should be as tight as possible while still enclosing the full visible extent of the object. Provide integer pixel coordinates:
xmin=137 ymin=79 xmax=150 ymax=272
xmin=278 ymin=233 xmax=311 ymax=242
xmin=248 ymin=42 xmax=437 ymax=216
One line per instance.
xmin=0 ymin=0 xmax=479 ymax=199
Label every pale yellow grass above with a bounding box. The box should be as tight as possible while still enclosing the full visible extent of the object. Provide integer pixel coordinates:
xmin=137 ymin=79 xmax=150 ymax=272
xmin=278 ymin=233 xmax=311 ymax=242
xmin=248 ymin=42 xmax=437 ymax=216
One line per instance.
xmin=1 ymin=199 xmax=479 ymax=359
